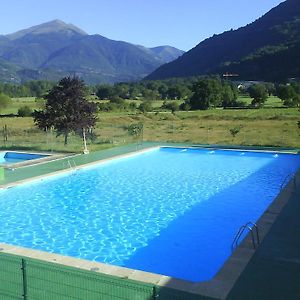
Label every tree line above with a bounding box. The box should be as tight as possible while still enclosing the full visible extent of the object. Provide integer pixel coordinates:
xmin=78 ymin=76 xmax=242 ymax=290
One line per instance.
xmin=0 ymin=81 xmax=55 ymax=98
xmin=95 ymin=78 xmax=300 ymax=111
xmin=0 ymin=77 xmax=300 ymax=114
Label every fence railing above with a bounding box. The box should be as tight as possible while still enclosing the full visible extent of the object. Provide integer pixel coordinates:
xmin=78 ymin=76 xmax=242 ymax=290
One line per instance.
xmin=0 ymin=122 xmax=298 ymax=153
xmin=0 ymin=252 xmax=207 ymax=300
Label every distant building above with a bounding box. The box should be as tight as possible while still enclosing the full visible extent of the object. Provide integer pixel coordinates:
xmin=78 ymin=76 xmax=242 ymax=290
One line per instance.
xmin=222 ymin=73 xmax=239 ymax=78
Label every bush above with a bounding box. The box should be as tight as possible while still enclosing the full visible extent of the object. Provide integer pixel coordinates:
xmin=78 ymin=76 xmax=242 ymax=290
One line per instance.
xmin=0 ymin=93 xmax=11 ymax=112
xmin=138 ymin=101 xmax=152 ymax=113
xmin=110 ymin=96 xmax=125 ymax=105
xmin=18 ymin=105 xmax=33 ymax=117
xmin=161 ymin=101 xmax=179 ymax=113
xmin=179 ymin=101 xmax=191 ymax=111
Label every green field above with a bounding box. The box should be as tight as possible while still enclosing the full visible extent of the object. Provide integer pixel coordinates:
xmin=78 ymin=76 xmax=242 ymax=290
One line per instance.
xmin=0 ymin=97 xmax=299 ymax=152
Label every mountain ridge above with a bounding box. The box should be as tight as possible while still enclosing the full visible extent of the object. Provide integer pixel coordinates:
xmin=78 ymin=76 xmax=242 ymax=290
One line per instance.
xmin=0 ymin=20 xmax=184 ymax=84
xmin=146 ymin=0 xmax=300 ymax=82
xmin=6 ymin=20 xmax=87 ymax=40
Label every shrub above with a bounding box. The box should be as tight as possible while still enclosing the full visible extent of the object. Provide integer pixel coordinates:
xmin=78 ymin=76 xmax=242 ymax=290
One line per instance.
xmin=18 ymin=105 xmax=33 ymax=117
xmin=161 ymin=101 xmax=179 ymax=113
xmin=138 ymin=101 xmax=152 ymax=113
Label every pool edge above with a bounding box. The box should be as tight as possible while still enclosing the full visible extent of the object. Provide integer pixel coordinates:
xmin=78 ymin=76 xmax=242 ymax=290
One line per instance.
xmin=0 ymin=145 xmax=299 ymax=299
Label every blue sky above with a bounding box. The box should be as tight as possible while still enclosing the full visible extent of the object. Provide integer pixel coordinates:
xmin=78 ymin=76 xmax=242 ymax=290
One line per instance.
xmin=1 ymin=0 xmax=285 ymax=50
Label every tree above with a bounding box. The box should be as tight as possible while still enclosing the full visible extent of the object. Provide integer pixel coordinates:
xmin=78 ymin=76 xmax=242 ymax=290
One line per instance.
xmin=33 ymin=76 xmax=97 ymax=151
xmin=161 ymin=101 xmax=179 ymax=114
xmin=138 ymin=101 xmax=152 ymax=113
xmin=167 ymin=85 xmax=183 ymax=100
xmin=0 ymin=93 xmax=11 ymax=113
xmin=277 ymin=84 xmax=299 ymax=107
xmin=264 ymin=82 xmax=276 ymax=96
xmin=158 ymin=83 xmax=169 ymax=100
xmin=189 ymin=79 xmax=222 ymax=110
xmin=221 ymin=84 xmax=236 ymax=108
xmin=142 ymin=88 xmax=159 ymax=100
xmin=96 ymin=84 xmax=114 ymax=99
xmin=248 ymin=84 xmax=268 ymax=107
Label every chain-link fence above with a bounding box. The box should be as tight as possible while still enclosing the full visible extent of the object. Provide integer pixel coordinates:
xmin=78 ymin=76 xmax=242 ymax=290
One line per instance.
xmin=0 ymin=115 xmax=299 ymax=153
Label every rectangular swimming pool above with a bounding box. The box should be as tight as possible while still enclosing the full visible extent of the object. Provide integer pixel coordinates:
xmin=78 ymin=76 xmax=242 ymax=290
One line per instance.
xmin=0 ymin=151 xmax=49 ymax=166
xmin=0 ymin=147 xmax=299 ymax=282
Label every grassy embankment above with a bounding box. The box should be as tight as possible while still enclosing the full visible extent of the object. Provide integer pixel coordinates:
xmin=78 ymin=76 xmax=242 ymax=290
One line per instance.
xmin=0 ymin=96 xmax=299 ymax=153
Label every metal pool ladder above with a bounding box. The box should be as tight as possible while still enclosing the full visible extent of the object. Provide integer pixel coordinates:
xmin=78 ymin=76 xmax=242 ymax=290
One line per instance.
xmin=63 ymin=159 xmax=77 ymax=170
xmin=231 ymin=221 xmax=260 ymax=251
xmin=280 ymin=173 xmax=296 ymax=191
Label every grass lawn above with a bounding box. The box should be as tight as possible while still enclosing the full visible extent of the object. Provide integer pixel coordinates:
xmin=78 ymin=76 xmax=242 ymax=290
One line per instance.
xmin=0 ymin=96 xmax=299 ymax=152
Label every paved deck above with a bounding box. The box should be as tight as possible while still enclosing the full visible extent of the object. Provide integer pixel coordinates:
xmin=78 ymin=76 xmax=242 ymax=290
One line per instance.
xmin=227 ymin=180 xmax=300 ymax=300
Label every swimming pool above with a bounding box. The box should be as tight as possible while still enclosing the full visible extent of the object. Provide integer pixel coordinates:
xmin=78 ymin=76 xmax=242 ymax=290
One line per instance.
xmin=0 ymin=151 xmax=49 ymax=165
xmin=0 ymin=147 xmax=299 ymax=282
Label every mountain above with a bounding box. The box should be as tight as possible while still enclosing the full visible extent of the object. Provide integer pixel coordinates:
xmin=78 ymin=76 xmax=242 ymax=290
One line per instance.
xmin=6 ymin=19 xmax=87 ymax=40
xmin=0 ymin=20 xmax=184 ymax=84
xmin=150 ymin=46 xmax=184 ymax=63
xmin=146 ymin=0 xmax=300 ymax=82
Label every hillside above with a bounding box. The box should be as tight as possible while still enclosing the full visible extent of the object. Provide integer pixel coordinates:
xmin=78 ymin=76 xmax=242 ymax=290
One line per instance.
xmin=0 ymin=20 xmax=184 ymax=84
xmin=146 ymin=0 xmax=300 ymax=82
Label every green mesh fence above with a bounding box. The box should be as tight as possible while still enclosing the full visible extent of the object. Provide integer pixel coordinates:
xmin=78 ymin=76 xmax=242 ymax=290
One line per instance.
xmin=0 ymin=252 xmax=218 ymax=300
xmin=0 ymin=253 xmax=155 ymax=300
xmin=0 ymin=253 xmax=23 ymax=299
xmin=0 ymin=123 xmax=136 ymax=154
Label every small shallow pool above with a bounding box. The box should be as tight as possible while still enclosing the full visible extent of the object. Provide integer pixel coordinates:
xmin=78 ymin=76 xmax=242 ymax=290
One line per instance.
xmin=0 ymin=151 xmax=49 ymax=166
xmin=0 ymin=147 xmax=299 ymax=282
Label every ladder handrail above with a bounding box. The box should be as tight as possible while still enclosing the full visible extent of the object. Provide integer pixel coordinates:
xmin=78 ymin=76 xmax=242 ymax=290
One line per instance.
xmin=63 ymin=159 xmax=77 ymax=170
xmin=280 ymin=173 xmax=297 ymax=191
xmin=231 ymin=221 xmax=260 ymax=251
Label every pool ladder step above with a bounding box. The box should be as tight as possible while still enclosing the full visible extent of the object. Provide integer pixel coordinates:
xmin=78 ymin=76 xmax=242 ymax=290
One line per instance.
xmin=231 ymin=221 xmax=260 ymax=251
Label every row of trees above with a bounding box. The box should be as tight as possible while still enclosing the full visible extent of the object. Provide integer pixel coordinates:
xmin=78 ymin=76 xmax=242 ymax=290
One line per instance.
xmin=94 ymin=78 xmax=196 ymax=101
xmin=0 ymin=77 xmax=299 ymax=109
xmin=95 ymin=78 xmax=300 ymax=110
xmin=0 ymin=81 xmax=55 ymax=98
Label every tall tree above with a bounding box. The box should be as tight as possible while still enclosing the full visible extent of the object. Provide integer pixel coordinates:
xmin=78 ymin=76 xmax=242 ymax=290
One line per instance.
xmin=277 ymin=84 xmax=299 ymax=107
xmin=0 ymin=93 xmax=11 ymax=113
xmin=33 ymin=76 xmax=97 ymax=151
xmin=189 ymin=78 xmax=222 ymax=110
xmin=248 ymin=84 xmax=268 ymax=107
xmin=96 ymin=84 xmax=114 ymax=100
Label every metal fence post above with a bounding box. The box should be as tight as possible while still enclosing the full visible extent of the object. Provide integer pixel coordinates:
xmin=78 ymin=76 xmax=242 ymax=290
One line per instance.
xmin=21 ymin=258 xmax=27 ymax=300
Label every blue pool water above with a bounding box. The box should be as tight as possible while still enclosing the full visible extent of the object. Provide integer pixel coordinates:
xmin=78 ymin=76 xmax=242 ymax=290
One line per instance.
xmin=0 ymin=151 xmax=48 ymax=165
xmin=0 ymin=147 xmax=299 ymax=282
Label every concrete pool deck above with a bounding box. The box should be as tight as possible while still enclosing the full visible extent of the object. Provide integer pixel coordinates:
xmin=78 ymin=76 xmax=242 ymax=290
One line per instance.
xmin=0 ymin=143 xmax=299 ymax=299
xmin=227 ymin=172 xmax=300 ymax=300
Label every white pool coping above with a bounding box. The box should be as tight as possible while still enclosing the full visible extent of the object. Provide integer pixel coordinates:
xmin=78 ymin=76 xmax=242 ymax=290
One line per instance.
xmin=0 ymin=150 xmax=73 ymax=169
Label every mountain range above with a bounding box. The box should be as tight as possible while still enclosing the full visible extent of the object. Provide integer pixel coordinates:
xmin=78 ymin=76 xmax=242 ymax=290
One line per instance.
xmin=147 ymin=0 xmax=300 ymax=82
xmin=0 ymin=20 xmax=184 ymax=84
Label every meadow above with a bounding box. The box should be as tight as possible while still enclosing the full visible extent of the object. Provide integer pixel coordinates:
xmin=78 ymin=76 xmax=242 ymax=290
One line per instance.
xmin=0 ymin=96 xmax=299 ymax=153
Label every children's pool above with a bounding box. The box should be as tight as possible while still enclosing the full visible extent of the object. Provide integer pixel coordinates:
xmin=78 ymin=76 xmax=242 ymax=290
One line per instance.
xmin=0 ymin=147 xmax=299 ymax=282
xmin=0 ymin=151 xmax=49 ymax=165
